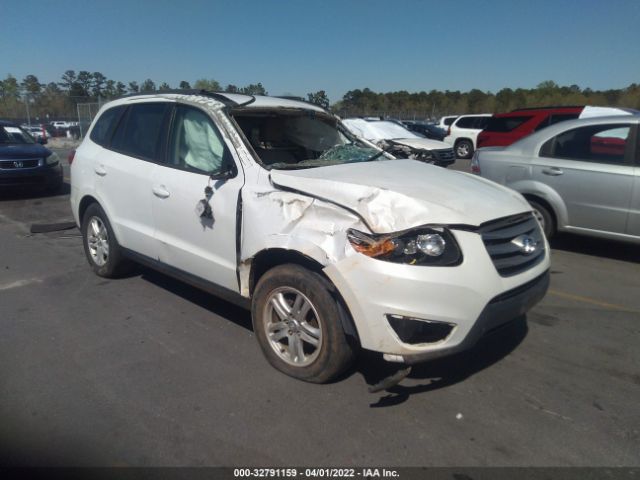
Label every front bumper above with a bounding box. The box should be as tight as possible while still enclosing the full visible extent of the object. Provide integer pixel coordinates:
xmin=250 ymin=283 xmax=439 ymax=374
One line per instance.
xmin=0 ymin=163 xmax=63 ymax=189
xmin=323 ymin=229 xmax=550 ymax=362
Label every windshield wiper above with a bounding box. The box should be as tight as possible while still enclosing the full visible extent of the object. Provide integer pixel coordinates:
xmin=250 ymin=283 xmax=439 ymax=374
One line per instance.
xmin=363 ymin=148 xmax=389 ymax=163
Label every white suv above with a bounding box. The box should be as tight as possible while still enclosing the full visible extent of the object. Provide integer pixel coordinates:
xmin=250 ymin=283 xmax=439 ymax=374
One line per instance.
xmin=444 ymin=114 xmax=492 ymax=159
xmin=70 ymin=92 xmax=549 ymax=385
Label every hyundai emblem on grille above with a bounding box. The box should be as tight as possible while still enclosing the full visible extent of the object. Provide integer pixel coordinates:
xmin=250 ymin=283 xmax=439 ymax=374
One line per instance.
xmin=511 ymin=235 xmax=538 ymax=255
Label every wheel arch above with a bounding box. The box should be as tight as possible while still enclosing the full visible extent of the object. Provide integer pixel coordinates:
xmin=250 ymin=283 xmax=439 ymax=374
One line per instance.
xmin=509 ymin=179 xmax=568 ymax=229
xmin=78 ymin=194 xmax=100 ymax=224
xmin=247 ymin=248 xmax=360 ymax=344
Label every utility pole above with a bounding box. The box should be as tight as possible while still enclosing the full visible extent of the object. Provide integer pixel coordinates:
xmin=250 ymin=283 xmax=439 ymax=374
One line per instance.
xmin=24 ymin=93 xmax=31 ymax=126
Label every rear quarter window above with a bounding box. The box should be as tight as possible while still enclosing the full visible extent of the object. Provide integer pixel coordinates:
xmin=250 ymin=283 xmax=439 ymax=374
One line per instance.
xmin=90 ymin=106 xmax=125 ymax=147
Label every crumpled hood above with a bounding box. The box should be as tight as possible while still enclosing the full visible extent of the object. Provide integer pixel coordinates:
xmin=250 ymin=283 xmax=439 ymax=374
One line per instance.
xmin=389 ymin=137 xmax=451 ymax=151
xmin=270 ymin=160 xmax=531 ymax=233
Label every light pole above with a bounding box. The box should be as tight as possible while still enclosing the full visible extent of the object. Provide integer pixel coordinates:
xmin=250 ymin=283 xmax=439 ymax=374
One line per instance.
xmin=23 ymin=93 xmax=32 ymax=126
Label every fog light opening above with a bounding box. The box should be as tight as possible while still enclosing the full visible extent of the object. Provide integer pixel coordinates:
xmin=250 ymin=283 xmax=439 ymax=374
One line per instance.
xmin=386 ymin=314 xmax=454 ymax=344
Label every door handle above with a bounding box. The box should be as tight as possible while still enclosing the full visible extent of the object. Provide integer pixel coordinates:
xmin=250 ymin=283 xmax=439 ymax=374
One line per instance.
xmin=152 ymin=185 xmax=171 ymax=199
xmin=542 ymin=167 xmax=563 ymax=176
xmin=94 ymin=165 xmax=107 ymax=176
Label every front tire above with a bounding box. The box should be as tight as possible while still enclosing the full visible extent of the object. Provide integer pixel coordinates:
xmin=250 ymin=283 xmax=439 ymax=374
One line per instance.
xmin=455 ymin=139 xmax=474 ymax=159
xmin=81 ymin=203 xmax=130 ymax=277
xmin=529 ymin=200 xmax=555 ymax=239
xmin=252 ymin=264 xmax=354 ymax=383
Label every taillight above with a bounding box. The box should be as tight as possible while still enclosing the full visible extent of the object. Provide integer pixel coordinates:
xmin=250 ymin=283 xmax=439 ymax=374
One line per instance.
xmin=68 ymin=149 xmax=76 ymax=165
xmin=471 ymin=151 xmax=480 ymax=174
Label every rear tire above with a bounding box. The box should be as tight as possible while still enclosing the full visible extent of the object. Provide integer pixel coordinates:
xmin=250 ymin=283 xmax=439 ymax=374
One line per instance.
xmin=529 ymin=200 xmax=555 ymax=239
xmin=455 ymin=139 xmax=474 ymax=159
xmin=252 ymin=264 xmax=355 ymax=383
xmin=81 ymin=203 xmax=130 ymax=278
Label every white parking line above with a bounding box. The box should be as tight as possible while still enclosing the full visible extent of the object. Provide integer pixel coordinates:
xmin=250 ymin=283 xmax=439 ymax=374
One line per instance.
xmin=0 ymin=278 xmax=43 ymax=291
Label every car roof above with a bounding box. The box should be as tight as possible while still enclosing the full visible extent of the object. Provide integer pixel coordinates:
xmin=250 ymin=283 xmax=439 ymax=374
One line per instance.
xmin=510 ymin=114 xmax=640 ymax=153
xmin=496 ymin=106 xmax=584 ymax=118
xmin=456 ymin=113 xmax=492 ymax=118
xmin=0 ymin=120 xmax=19 ymax=127
xmin=105 ymin=91 xmax=328 ymax=113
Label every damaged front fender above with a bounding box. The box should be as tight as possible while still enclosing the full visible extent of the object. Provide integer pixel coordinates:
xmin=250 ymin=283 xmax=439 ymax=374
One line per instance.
xmin=238 ymin=186 xmax=365 ymax=296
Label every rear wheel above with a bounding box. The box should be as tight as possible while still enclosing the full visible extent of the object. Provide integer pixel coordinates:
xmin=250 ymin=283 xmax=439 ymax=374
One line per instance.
xmin=455 ymin=139 xmax=474 ymax=159
xmin=252 ymin=264 xmax=354 ymax=383
xmin=81 ymin=203 xmax=130 ymax=277
xmin=529 ymin=200 xmax=555 ymax=239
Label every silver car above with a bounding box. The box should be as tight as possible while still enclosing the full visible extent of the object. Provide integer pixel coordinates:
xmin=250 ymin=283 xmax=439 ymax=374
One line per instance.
xmin=472 ymin=115 xmax=640 ymax=243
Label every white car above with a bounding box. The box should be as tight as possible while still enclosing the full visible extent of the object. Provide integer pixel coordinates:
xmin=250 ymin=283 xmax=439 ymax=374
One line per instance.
xmin=342 ymin=118 xmax=455 ymax=167
xmin=436 ymin=115 xmax=458 ymax=132
xmin=70 ymin=92 xmax=549 ymax=386
xmin=444 ymin=114 xmax=492 ymax=159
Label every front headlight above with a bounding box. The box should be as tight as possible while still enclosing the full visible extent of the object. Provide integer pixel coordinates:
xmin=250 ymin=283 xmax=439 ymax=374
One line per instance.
xmin=347 ymin=227 xmax=462 ymax=266
xmin=45 ymin=152 xmax=59 ymax=166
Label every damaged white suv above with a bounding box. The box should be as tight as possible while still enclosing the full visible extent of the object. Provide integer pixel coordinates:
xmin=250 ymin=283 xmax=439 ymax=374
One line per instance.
xmin=70 ymin=91 xmax=550 ymax=385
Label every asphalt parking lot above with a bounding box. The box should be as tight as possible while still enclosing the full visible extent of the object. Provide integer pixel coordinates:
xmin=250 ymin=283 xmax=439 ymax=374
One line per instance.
xmin=0 ymin=150 xmax=639 ymax=467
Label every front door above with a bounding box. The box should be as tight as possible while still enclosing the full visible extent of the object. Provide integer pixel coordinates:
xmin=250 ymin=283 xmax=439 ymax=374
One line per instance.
xmin=152 ymin=104 xmax=244 ymax=292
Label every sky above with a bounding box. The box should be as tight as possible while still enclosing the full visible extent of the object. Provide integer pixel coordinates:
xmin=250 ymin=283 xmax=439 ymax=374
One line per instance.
xmin=1 ymin=0 xmax=639 ymax=102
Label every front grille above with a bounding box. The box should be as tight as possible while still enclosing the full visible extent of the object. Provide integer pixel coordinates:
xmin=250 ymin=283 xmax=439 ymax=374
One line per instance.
xmin=0 ymin=159 xmax=41 ymax=170
xmin=433 ymin=148 xmax=455 ymax=162
xmin=480 ymin=213 xmax=545 ymax=277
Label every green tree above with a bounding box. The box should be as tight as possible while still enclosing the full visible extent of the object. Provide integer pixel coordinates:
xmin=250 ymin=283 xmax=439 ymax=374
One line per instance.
xmin=92 ymin=72 xmax=107 ymax=97
xmin=306 ymin=90 xmax=330 ymax=109
xmin=158 ymin=82 xmax=171 ymax=91
xmin=59 ymin=70 xmax=76 ymax=91
xmin=21 ymin=75 xmax=42 ymax=97
xmin=128 ymin=81 xmax=139 ymax=93
xmin=179 ymin=80 xmax=191 ymax=89
xmin=77 ymin=71 xmax=93 ymax=97
xmin=193 ymin=78 xmax=221 ymax=91
xmin=225 ymin=84 xmax=239 ymax=93
xmin=116 ymin=82 xmax=127 ymax=96
xmin=140 ymin=79 xmax=156 ymax=92
xmin=103 ymin=79 xmax=116 ymax=98
xmin=240 ymin=83 xmax=267 ymax=95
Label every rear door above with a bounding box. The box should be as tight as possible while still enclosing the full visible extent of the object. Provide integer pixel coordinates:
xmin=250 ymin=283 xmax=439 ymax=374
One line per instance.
xmin=94 ymin=102 xmax=170 ymax=258
xmin=533 ymin=122 xmax=636 ymax=234
xmin=151 ymin=104 xmax=244 ymax=292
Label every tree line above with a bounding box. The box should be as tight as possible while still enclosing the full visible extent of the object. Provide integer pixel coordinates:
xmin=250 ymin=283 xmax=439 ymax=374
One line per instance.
xmin=334 ymin=81 xmax=640 ymax=119
xmin=1 ymin=70 xmax=638 ymax=122
xmin=0 ymin=71 xmax=275 ymax=121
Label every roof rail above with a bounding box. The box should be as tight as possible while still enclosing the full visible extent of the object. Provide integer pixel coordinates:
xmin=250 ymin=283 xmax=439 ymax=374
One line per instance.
xmin=116 ymin=89 xmax=250 ymax=107
xmin=510 ymin=105 xmax=584 ymax=112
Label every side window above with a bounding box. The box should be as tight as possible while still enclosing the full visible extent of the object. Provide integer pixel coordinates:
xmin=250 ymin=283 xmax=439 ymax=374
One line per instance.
xmin=456 ymin=117 xmax=475 ymax=129
xmin=541 ymin=124 xmax=631 ymax=164
xmin=90 ymin=106 xmax=124 ymax=147
xmin=474 ymin=117 xmax=489 ymax=129
xmin=111 ymin=103 xmax=169 ymax=160
xmin=167 ymin=106 xmax=229 ymax=174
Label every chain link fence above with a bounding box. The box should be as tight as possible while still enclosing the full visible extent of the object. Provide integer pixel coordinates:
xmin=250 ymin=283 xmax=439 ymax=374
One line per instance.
xmin=76 ymin=101 xmax=102 ymax=138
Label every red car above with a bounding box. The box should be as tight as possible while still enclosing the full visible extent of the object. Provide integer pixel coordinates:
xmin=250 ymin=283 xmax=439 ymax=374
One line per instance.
xmin=477 ymin=106 xmax=584 ymax=148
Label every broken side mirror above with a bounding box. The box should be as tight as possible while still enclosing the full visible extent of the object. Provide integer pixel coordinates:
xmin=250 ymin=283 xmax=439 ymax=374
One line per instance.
xmin=209 ymin=166 xmax=234 ymax=181
xmin=209 ymin=153 xmax=236 ymax=181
